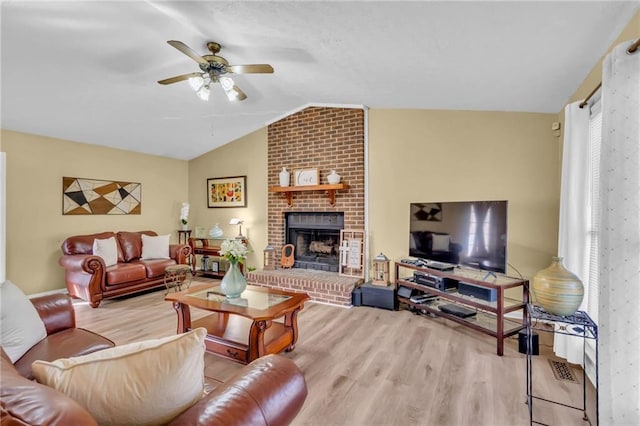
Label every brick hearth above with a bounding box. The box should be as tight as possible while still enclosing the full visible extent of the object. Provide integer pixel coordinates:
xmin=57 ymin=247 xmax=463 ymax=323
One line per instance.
xmin=247 ymin=269 xmax=361 ymax=307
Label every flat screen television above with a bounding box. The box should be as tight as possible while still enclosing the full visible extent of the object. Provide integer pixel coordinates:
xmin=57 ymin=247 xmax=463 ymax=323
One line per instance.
xmin=409 ymin=200 xmax=508 ymax=274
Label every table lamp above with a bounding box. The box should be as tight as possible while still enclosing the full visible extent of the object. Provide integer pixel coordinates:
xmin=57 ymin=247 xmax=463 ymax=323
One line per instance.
xmin=229 ymin=218 xmax=244 ymax=239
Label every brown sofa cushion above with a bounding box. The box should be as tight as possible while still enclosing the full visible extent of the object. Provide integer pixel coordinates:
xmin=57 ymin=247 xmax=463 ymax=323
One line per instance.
xmin=137 ymin=259 xmax=178 ymax=278
xmin=117 ymin=231 xmax=156 ymax=262
xmin=105 ymin=262 xmax=147 ymax=285
xmin=14 ymin=328 xmax=114 ymax=380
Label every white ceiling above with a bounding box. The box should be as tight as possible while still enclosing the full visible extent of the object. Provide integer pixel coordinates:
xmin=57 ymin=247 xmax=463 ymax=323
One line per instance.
xmin=2 ymin=1 xmax=639 ymax=160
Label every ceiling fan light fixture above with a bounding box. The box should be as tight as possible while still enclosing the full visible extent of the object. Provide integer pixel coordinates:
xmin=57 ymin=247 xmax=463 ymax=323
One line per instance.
xmin=196 ymin=85 xmax=210 ymax=101
xmin=188 ymin=76 xmax=204 ymax=91
xmin=219 ymin=77 xmax=240 ymax=101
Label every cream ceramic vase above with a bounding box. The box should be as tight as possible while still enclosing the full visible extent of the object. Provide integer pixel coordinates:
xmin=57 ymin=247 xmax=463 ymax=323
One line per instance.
xmin=220 ymin=260 xmax=247 ymax=298
xmin=327 ymin=170 xmax=341 ymax=184
xmin=279 ymin=167 xmax=290 ymax=187
xmin=531 ymin=257 xmax=584 ymax=316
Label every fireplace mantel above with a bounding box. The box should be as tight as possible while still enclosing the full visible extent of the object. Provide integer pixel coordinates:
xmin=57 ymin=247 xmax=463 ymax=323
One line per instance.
xmin=269 ymin=183 xmax=350 ymax=207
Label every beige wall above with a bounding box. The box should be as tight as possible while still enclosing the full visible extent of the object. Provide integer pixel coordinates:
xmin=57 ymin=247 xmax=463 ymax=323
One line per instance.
xmin=368 ymin=109 xmax=559 ymax=280
xmin=2 ymin=130 xmax=188 ymax=294
xmin=187 ymin=128 xmax=268 ymax=270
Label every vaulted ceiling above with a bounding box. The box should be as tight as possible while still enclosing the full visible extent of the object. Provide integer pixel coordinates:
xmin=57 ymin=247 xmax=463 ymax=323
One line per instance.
xmin=2 ymin=1 xmax=638 ymax=160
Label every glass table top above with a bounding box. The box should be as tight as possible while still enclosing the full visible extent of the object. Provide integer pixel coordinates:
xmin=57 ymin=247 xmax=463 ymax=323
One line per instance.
xmin=187 ymin=286 xmax=292 ymax=310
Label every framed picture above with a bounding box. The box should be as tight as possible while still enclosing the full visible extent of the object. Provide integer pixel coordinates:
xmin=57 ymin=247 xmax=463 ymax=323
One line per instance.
xmin=294 ymin=168 xmax=319 ymax=186
xmin=63 ymin=177 xmax=141 ymax=215
xmin=207 ymin=176 xmax=247 ymax=208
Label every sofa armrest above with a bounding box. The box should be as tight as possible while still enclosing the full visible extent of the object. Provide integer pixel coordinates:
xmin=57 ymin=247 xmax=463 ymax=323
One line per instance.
xmin=169 ymin=354 xmax=307 ymax=426
xmin=0 ymin=354 xmax=97 ymax=425
xmin=59 ymin=254 xmax=105 ymax=274
xmin=170 ymin=244 xmax=191 ymax=264
xmin=59 ymin=254 xmax=106 ymax=308
xmin=31 ymin=293 xmax=76 ymax=335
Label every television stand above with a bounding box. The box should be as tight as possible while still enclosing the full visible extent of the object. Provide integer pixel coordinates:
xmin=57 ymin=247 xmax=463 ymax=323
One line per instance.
xmin=395 ymin=262 xmax=529 ymax=356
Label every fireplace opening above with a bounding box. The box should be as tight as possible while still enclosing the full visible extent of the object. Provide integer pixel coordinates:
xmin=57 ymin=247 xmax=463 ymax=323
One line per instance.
xmin=285 ymin=212 xmax=344 ymax=272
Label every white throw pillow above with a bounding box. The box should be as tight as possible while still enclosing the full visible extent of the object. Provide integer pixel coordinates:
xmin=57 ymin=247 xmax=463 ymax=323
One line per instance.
xmin=92 ymin=236 xmax=118 ymax=267
xmin=0 ymin=280 xmax=48 ymax=363
xmin=141 ymin=234 xmax=170 ymax=259
xmin=432 ymin=234 xmax=451 ymax=252
xmin=32 ymin=328 xmax=207 ymax=426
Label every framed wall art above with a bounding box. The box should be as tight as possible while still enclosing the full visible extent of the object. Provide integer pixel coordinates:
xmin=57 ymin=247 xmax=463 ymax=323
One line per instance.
xmin=294 ymin=168 xmax=319 ymax=186
xmin=207 ymin=176 xmax=247 ymax=208
xmin=63 ymin=177 xmax=141 ymax=215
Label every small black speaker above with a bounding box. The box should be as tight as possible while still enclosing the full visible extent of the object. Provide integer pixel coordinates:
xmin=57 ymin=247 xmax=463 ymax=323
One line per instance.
xmin=352 ymin=287 xmax=362 ymax=306
xmin=518 ymin=330 xmax=539 ymax=355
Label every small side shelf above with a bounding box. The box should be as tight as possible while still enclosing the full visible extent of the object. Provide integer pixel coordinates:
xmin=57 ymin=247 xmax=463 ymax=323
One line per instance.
xmin=269 ymin=183 xmax=350 ymax=207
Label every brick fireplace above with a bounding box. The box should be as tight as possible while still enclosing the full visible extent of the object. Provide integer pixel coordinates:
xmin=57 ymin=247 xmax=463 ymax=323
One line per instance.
xmin=247 ymin=106 xmax=366 ymax=306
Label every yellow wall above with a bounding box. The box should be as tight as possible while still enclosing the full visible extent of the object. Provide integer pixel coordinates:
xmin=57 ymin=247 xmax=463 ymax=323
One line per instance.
xmin=187 ymin=128 xmax=268 ymax=270
xmin=368 ymin=109 xmax=559 ymax=279
xmin=1 ymin=130 xmax=188 ymax=294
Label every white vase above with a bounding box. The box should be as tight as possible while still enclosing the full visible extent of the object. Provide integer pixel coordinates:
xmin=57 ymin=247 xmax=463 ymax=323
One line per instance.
xmin=181 ymin=223 xmax=188 ymax=230
xmin=279 ymin=167 xmax=290 ymax=187
xmin=220 ymin=261 xmax=247 ymax=298
xmin=209 ymin=223 xmax=223 ymax=238
xmin=327 ymin=170 xmax=341 ymax=184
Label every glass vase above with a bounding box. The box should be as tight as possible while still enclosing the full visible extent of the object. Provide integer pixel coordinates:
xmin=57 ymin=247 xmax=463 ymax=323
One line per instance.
xmin=220 ymin=260 xmax=247 ymax=299
xmin=531 ymin=256 xmax=584 ymax=316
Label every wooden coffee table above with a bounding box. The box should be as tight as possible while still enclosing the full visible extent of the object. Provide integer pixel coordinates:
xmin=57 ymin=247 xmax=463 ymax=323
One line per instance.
xmin=165 ymin=283 xmax=309 ymax=364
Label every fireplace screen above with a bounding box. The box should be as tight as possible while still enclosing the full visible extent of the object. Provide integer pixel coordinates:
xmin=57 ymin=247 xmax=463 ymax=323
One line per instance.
xmin=285 ymin=212 xmax=344 ymax=272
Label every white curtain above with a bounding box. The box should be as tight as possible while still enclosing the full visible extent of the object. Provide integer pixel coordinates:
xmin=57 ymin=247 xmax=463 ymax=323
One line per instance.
xmin=555 ymin=101 xmax=591 ymax=365
xmin=598 ymin=40 xmax=640 ymax=425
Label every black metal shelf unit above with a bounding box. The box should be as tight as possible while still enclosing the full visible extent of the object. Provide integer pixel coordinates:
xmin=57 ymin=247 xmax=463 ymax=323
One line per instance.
xmin=526 ymin=304 xmax=598 ymax=425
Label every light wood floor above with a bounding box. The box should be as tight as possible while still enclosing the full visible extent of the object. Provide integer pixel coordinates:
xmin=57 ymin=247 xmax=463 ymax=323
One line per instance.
xmin=73 ymin=282 xmax=596 ymax=426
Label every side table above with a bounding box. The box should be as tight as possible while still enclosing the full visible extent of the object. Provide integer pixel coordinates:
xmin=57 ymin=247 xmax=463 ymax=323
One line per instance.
xmin=526 ymin=304 xmax=598 ymax=425
xmin=164 ymin=264 xmax=192 ymax=294
xmin=177 ymin=229 xmax=192 ymax=244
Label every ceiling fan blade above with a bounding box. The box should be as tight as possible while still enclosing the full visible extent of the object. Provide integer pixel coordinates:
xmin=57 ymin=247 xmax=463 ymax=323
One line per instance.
xmin=158 ymin=72 xmax=203 ymax=85
xmin=226 ymin=64 xmax=274 ymax=74
xmin=219 ymin=79 xmax=247 ymax=101
xmin=167 ymin=40 xmax=208 ymax=65
xmin=232 ymin=85 xmax=247 ymax=101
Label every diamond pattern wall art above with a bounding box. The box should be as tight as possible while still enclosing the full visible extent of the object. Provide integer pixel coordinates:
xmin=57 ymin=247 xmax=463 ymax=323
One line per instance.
xmin=63 ymin=177 xmax=141 ymax=215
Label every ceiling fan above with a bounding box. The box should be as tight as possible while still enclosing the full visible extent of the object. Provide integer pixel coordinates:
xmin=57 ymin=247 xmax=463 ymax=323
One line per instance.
xmin=158 ymin=40 xmax=274 ymax=102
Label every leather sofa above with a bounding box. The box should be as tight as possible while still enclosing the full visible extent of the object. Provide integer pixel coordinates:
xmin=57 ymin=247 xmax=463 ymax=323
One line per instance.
xmin=59 ymin=230 xmax=191 ymax=308
xmin=1 ymin=293 xmax=308 ymax=425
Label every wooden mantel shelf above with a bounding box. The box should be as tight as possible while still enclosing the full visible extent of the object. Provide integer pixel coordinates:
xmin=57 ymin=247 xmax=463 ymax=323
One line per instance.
xmin=269 ymin=183 xmax=350 ymax=207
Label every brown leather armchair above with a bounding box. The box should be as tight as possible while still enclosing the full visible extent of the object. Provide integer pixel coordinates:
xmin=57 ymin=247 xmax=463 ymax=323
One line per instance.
xmin=1 ymin=294 xmax=308 ymax=425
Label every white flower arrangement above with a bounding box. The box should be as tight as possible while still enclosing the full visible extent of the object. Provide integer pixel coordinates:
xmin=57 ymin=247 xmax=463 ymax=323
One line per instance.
xmin=219 ymin=238 xmax=248 ymax=265
xmin=180 ymin=202 xmax=190 ymax=225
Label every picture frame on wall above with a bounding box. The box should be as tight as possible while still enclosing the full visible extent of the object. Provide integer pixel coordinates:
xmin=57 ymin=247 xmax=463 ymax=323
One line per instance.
xmin=207 ymin=176 xmax=247 ymax=208
xmin=294 ymin=168 xmax=319 ymax=186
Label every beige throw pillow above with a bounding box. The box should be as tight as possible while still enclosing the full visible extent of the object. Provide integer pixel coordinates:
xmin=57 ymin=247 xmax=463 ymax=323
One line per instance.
xmin=141 ymin=233 xmax=170 ymax=259
xmin=32 ymin=328 xmax=207 ymax=426
xmin=0 ymin=280 xmax=47 ymax=363
xmin=92 ymin=236 xmax=118 ymax=267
